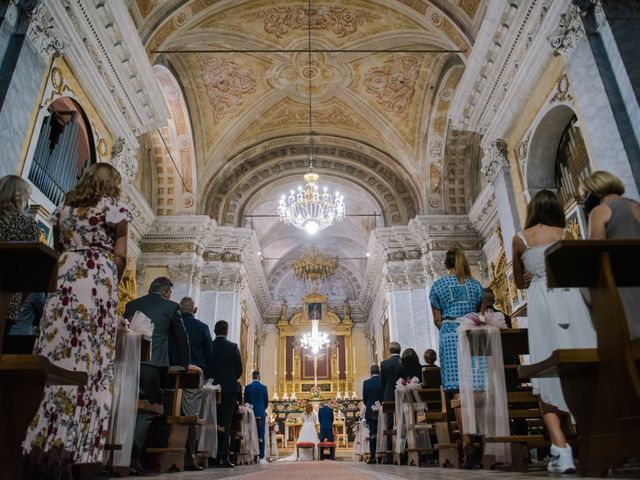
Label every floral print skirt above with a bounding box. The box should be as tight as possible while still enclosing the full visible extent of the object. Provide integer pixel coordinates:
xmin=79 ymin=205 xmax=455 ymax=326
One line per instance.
xmin=23 ymin=250 xmax=118 ymax=464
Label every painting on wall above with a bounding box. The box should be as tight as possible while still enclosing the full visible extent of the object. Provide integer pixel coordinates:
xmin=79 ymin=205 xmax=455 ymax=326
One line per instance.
xmin=308 ymin=302 xmax=322 ymax=321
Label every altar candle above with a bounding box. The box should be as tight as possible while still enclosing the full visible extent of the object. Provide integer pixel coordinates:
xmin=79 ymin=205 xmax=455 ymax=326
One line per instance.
xmin=352 ymin=346 xmax=356 ymax=377
xmin=336 ymin=342 xmax=340 ymax=376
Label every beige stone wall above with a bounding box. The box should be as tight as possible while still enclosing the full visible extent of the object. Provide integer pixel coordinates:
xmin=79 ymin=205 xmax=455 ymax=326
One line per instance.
xmin=261 ymin=330 xmax=279 ymax=401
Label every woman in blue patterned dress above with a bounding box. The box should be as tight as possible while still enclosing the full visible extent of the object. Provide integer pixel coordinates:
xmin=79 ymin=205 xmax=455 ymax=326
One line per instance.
xmin=429 ymin=247 xmax=483 ymax=466
xmin=23 ymin=163 xmax=131 ymax=476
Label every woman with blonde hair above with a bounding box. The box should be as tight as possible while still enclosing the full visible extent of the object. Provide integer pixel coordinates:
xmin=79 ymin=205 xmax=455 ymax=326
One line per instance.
xmin=23 ymin=163 xmax=132 ymax=476
xmin=0 ymin=175 xmax=40 ymax=328
xmin=580 ymin=171 xmax=640 ymax=339
xmin=512 ymin=189 xmax=596 ymax=473
xmin=429 ymin=247 xmax=483 ymax=467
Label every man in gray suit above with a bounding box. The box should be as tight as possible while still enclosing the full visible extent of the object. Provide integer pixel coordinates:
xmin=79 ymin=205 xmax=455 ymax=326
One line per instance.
xmin=124 ymin=276 xmax=193 ymax=474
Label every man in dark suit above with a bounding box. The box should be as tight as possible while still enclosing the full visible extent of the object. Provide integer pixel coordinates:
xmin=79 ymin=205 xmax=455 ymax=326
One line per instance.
xmin=179 ymin=296 xmax=213 ymax=471
xmin=317 ymin=402 xmax=335 ymax=460
xmin=124 ymin=276 xmax=192 ymax=474
xmin=362 ymin=364 xmax=382 ymax=464
xmin=243 ymin=370 xmax=269 ymax=464
xmin=207 ymin=320 xmax=243 ymax=468
xmin=379 ymin=341 xmax=401 ymax=463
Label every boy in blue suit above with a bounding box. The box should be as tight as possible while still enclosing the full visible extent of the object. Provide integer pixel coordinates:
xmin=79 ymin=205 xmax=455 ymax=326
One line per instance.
xmin=244 ymin=370 xmax=269 ymax=463
xmin=318 ymin=402 xmax=335 ymax=460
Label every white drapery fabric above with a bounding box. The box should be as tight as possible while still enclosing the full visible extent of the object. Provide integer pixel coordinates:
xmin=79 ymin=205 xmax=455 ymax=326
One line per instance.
xmin=106 ymin=313 xmax=153 ymax=468
xmin=457 ymin=311 xmax=510 ymax=463
xmin=198 ymin=381 xmax=220 ymax=458
xmin=238 ymin=404 xmax=260 ymax=462
xmin=268 ymin=423 xmax=279 ymax=460
xmin=394 ymin=377 xmax=430 ymax=455
xmin=351 ymin=417 xmax=369 ymax=460
xmin=373 ymin=401 xmax=386 ymax=455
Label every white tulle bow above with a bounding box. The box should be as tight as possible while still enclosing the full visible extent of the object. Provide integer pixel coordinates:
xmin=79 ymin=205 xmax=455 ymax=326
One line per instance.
xmin=459 ymin=310 xmax=507 ymax=331
xmin=395 ymin=376 xmax=421 ymax=391
xmin=128 ymin=311 xmax=155 ymax=336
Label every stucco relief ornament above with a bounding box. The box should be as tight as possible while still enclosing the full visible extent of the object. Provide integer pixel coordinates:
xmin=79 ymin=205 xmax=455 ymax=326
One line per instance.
xmin=481 ymin=139 xmax=509 ymax=183
xmin=110 ymin=138 xmax=138 ymax=184
xmin=549 ymin=4 xmax=585 ymax=58
xmin=27 ymin=3 xmax=65 ymax=60
xmin=198 ymin=56 xmax=256 ymax=121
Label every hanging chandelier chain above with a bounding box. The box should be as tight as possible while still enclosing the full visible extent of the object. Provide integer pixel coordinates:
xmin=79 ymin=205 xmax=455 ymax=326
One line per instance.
xmin=307 ymin=0 xmax=313 ymax=169
xmin=277 ymin=0 xmax=346 ymax=235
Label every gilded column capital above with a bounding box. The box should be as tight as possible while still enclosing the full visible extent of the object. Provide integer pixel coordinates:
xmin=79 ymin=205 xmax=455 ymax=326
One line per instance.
xmin=481 ymin=139 xmax=509 ymax=183
xmin=549 ymin=3 xmax=586 ymax=59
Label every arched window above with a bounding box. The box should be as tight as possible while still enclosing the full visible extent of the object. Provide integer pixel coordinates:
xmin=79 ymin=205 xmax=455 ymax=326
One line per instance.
xmin=28 ymin=97 xmax=95 ymax=205
xmin=555 ymin=115 xmax=590 ymax=205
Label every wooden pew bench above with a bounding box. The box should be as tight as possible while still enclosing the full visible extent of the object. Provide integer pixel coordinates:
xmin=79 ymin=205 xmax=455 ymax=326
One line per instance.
xmin=518 ymin=240 xmax=640 ymax=477
xmin=0 ymin=242 xmax=88 ymax=479
xmin=142 ymin=368 xmax=204 ymax=472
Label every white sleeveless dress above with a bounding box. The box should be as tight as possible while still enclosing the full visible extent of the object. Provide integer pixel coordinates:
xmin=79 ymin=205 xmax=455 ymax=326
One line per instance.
xmin=518 ymin=233 xmax=597 ymax=413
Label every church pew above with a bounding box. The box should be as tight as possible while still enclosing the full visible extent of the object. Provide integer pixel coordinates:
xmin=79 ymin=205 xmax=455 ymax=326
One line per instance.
xmin=0 ymin=242 xmax=88 ymax=479
xmin=482 ymin=328 xmax=551 ymax=472
xmin=142 ymin=368 xmax=204 ymax=472
xmin=519 ymin=240 xmax=640 ymax=477
xmin=421 ymin=366 xmax=459 ymax=468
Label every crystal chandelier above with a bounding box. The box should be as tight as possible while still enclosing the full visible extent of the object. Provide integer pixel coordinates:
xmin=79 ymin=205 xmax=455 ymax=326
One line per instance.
xmin=300 ymin=317 xmax=330 ymax=355
xmin=277 ymin=0 xmax=345 ymax=235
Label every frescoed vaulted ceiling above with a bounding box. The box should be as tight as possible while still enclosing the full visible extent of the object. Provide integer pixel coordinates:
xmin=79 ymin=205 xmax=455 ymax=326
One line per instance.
xmin=128 ymin=0 xmax=486 ymax=314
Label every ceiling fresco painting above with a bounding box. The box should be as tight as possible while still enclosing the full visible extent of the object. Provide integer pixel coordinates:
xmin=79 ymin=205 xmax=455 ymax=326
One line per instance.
xmin=129 ymin=0 xmax=486 ymax=311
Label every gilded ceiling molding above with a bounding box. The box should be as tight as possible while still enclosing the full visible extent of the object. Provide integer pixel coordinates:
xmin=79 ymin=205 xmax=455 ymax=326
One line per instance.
xmin=44 ymin=0 xmax=168 ymax=147
xmin=449 ymin=0 xmax=568 ymax=139
xmin=202 ymin=136 xmax=422 ymax=226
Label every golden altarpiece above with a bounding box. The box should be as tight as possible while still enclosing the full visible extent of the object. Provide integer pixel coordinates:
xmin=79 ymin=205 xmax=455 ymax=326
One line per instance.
xmin=276 ymin=291 xmax=355 ymax=399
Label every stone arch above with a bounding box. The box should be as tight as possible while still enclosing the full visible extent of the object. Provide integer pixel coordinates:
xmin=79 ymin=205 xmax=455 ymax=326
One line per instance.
xmin=525 ymin=104 xmax=577 ymax=194
xmin=202 ymin=135 xmax=422 ymax=226
xmin=149 ymin=64 xmax=197 ymax=215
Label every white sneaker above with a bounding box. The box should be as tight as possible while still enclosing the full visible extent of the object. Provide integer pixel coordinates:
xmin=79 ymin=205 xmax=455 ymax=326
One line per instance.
xmin=547 ymin=444 xmax=576 ymax=474
xmin=259 ymin=458 xmax=269 ymax=465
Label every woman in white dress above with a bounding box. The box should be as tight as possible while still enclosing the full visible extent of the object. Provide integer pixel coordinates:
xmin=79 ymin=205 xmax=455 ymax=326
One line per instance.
xmin=512 ymin=190 xmax=597 ymax=474
xmin=280 ymin=403 xmax=319 ymax=461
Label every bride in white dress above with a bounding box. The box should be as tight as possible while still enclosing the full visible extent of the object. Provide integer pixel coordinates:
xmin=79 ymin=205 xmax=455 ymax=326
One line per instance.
xmin=280 ymin=403 xmax=319 ymax=461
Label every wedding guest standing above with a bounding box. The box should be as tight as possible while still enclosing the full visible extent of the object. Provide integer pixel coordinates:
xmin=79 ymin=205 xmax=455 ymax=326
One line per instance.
xmin=244 ymin=370 xmax=269 ymax=464
xmin=0 ymin=175 xmax=40 ymax=333
xmin=429 ymin=247 xmax=483 ymax=467
xmin=207 ymin=320 xmax=243 ymax=468
xmin=379 ymin=341 xmax=401 ymax=463
xmin=362 ymin=365 xmax=382 ymax=464
xmin=23 ymin=163 xmax=131 ymax=475
xmin=580 ymin=170 xmax=640 ymax=339
xmin=512 ymin=189 xmax=597 ymax=473
xmin=396 ymin=348 xmax=422 ymax=383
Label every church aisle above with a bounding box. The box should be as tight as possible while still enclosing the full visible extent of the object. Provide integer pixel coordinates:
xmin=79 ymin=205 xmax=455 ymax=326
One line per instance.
xmin=109 ymin=461 xmax=640 ymax=480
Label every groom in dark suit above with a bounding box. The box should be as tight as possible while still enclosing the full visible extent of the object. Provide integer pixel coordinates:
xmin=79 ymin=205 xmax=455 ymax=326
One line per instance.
xmin=207 ymin=320 xmax=243 ymax=468
xmin=244 ymin=370 xmax=269 ymax=464
xmin=318 ymin=402 xmax=335 ymax=460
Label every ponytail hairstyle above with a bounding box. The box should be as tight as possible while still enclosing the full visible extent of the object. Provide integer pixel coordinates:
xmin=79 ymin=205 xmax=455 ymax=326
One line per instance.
xmin=444 ymin=247 xmax=471 ymax=283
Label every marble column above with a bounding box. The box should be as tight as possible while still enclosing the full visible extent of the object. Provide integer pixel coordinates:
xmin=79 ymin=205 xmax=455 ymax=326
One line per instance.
xmin=199 ymin=262 xmax=243 ymax=343
xmin=550 ymin=2 xmax=640 ymax=198
xmin=481 ymin=139 xmax=521 ymax=261
xmin=384 ymin=260 xmax=439 ymax=355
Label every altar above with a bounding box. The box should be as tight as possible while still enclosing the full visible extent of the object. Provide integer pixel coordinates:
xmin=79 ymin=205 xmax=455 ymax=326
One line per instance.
xmin=274 ymin=291 xmax=357 ymax=399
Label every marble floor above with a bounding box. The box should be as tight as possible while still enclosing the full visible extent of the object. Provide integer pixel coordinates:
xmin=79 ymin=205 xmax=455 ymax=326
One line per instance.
xmin=114 ymin=460 xmax=640 ymax=479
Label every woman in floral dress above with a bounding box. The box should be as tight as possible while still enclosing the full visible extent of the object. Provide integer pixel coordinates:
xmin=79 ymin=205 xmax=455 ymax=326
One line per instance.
xmin=23 ymin=163 xmax=131 ymax=472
